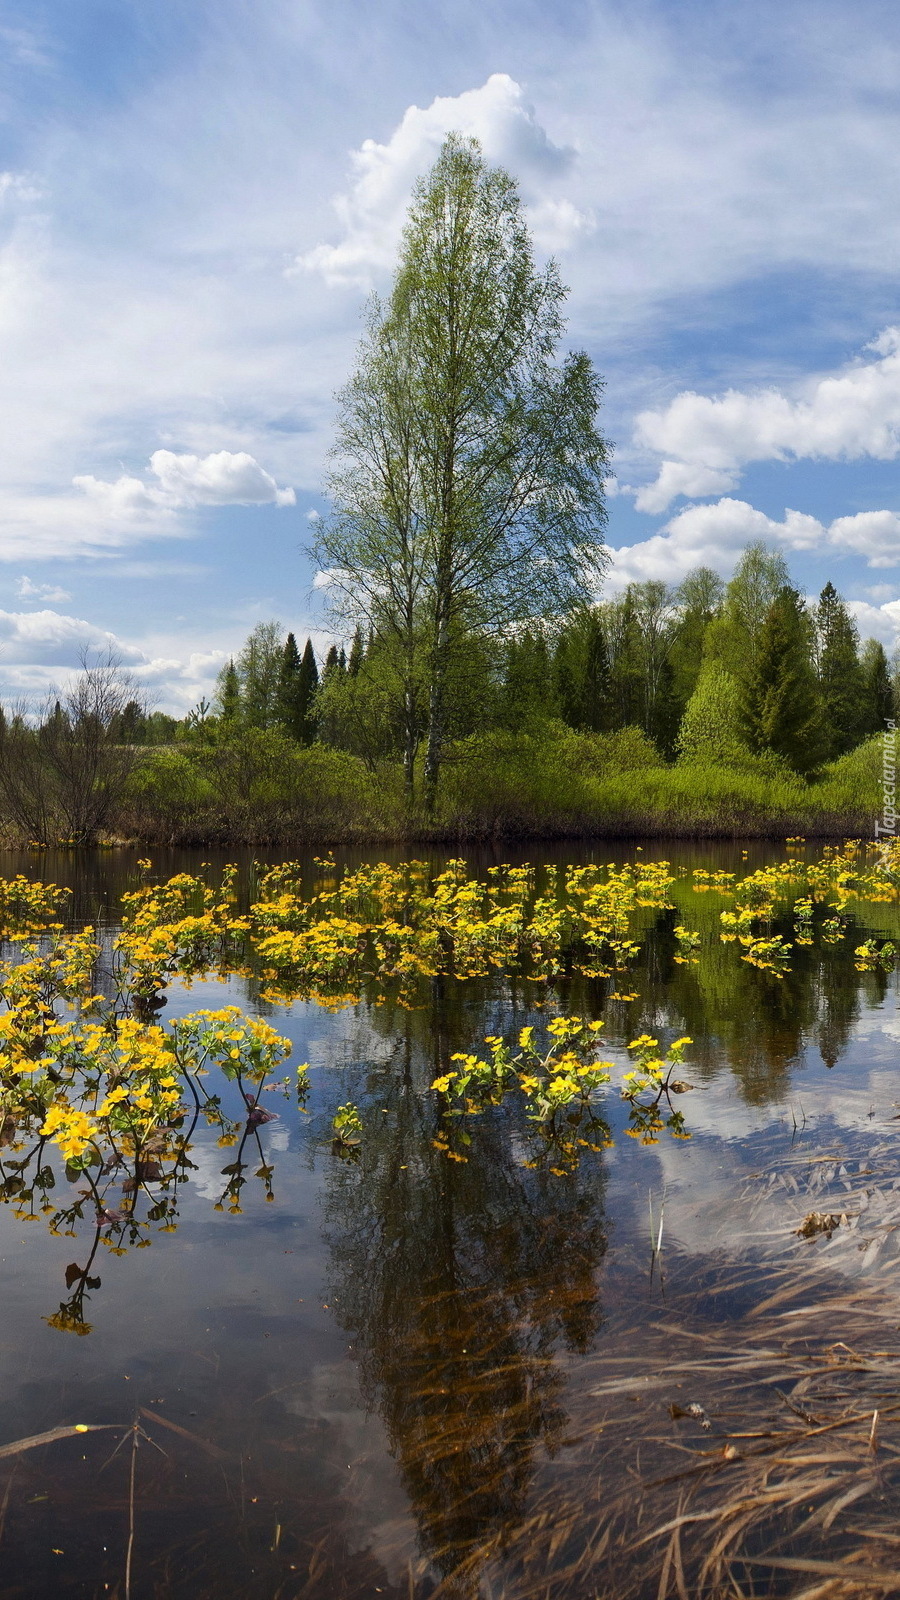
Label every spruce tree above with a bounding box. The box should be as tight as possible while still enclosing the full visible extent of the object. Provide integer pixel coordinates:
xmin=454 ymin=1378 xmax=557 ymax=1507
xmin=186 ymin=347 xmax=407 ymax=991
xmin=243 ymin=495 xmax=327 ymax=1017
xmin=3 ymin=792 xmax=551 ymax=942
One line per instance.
xmin=604 ymin=592 xmax=643 ymax=728
xmin=815 ymin=583 xmax=864 ymax=757
xmin=347 ymin=628 xmax=364 ymax=677
xmin=554 ymin=611 xmax=612 ymax=732
xmin=502 ymin=632 xmax=553 ymax=729
xmin=297 ymin=638 xmax=320 ymax=745
xmin=277 ymin=633 xmax=303 ymax=739
xmin=216 ymin=659 xmax=241 ymax=723
xmin=860 ymin=638 xmax=895 ymax=737
xmin=740 ymin=586 xmax=823 ymax=773
xmin=581 ymin=613 xmax=612 ymax=732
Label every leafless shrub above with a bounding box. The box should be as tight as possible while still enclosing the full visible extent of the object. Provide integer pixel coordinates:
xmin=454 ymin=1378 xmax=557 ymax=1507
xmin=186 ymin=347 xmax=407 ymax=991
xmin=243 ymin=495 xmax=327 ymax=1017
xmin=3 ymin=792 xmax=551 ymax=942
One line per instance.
xmin=0 ymin=651 xmax=147 ymax=845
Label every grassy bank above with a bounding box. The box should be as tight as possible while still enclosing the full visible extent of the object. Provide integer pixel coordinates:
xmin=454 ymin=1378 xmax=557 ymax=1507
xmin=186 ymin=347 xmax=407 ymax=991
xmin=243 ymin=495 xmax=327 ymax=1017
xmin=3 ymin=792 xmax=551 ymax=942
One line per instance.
xmin=109 ymin=722 xmax=883 ymax=845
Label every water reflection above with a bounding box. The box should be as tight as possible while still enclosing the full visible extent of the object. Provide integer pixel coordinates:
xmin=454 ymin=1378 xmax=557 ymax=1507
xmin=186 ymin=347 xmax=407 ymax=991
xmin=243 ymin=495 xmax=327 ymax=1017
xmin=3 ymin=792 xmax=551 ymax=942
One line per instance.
xmin=322 ymin=1016 xmax=607 ymax=1589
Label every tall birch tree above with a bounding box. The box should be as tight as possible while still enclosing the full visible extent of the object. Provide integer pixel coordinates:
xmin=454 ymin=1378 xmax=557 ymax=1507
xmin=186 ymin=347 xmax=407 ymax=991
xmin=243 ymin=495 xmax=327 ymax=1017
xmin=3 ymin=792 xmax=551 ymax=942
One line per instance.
xmin=313 ymin=133 xmax=611 ymax=809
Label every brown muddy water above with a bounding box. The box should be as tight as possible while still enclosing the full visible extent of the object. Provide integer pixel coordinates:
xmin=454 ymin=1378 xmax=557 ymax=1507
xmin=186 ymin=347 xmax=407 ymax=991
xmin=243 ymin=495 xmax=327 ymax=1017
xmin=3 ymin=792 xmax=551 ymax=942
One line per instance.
xmin=1 ymin=842 xmax=900 ymax=1599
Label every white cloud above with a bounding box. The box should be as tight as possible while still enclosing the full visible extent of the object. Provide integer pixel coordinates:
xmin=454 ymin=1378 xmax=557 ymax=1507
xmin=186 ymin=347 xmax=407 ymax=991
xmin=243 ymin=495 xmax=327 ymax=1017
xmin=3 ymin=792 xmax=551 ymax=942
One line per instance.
xmin=148 ymin=449 xmax=295 ymax=507
xmin=846 ymin=598 xmax=900 ymax=647
xmin=0 ymin=607 xmax=145 ymax=673
xmin=607 ymin=496 xmax=900 ymax=589
xmin=72 ymin=472 xmax=170 ymax=520
xmin=294 ymin=74 xmax=588 ymax=287
xmin=634 ymin=329 xmax=900 ymax=512
xmin=16 ymin=576 xmax=70 ymax=603
xmin=71 ymin=449 xmax=295 ymax=530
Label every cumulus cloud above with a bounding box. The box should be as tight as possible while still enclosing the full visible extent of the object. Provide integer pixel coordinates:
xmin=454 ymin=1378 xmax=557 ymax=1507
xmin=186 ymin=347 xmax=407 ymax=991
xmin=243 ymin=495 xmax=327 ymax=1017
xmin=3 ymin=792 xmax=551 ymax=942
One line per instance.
xmin=0 ymin=609 xmax=227 ymax=715
xmin=607 ymin=496 xmax=900 ymax=589
xmin=16 ymin=576 xmax=70 ymax=603
xmin=72 ymin=448 xmax=295 ymax=525
xmin=846 ymin=598 xmax=900 ymax=647
xmin=148 ymin=449 xmax=295 ymax=507
xmin=294 ymin=74 xmax=590 ymax=286
xmin=634 ymin=329 xmax=900 ymax=512
xmin=0 ymin=607 xmax=145 ymax=672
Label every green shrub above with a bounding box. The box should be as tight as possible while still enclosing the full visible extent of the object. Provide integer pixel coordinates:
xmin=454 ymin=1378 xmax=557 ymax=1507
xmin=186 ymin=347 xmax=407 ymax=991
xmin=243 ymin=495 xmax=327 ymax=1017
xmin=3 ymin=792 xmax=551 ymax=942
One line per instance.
xmin=121 ymin=733 xmax=394 ymax=843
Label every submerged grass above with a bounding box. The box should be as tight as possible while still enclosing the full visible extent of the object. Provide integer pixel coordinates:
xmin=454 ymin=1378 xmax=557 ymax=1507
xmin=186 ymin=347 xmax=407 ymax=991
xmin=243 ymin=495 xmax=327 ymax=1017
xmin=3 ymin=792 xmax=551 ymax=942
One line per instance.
xmin=396 ymin=1140 xmax=900 ymax=1599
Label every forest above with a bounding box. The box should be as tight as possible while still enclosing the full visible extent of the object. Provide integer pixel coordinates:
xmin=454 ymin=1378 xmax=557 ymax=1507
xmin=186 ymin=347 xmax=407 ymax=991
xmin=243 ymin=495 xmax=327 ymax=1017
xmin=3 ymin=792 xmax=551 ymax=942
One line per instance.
xmin=0 ymin=537 xmax=886 ymax=846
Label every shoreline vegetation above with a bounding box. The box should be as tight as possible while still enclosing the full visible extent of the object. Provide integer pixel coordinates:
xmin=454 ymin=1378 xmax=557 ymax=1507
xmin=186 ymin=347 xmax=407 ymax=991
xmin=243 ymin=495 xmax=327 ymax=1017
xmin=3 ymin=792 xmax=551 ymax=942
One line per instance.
xmin=0 ymin=536 xmax=890 ymax=848
xmin=0 ymin=581 xmax=886 ymax=849
xmin=0 ymin=540 xmax=888 ymax=847
xmin=116 ymin=724 xmax=881 ymax=846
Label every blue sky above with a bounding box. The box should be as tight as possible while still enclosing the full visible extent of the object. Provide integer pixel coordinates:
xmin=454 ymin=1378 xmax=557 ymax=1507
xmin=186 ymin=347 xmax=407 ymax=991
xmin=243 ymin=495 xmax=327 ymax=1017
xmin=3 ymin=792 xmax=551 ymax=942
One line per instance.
xmin=2 ymin=0 xmax=900 ymax=709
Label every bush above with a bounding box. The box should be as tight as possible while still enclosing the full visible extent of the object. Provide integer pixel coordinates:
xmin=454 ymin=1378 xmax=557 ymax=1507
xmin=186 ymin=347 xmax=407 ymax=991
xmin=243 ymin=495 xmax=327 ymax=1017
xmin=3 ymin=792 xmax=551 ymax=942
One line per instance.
xmin=121 ymin=733 xmax=394 ymax=844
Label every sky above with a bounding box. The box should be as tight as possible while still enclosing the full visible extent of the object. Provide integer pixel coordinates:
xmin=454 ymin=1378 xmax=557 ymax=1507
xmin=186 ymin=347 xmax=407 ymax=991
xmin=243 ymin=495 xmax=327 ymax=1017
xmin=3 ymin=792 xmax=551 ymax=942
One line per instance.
xmin=2 ymin=0 xmax=900 ymax=710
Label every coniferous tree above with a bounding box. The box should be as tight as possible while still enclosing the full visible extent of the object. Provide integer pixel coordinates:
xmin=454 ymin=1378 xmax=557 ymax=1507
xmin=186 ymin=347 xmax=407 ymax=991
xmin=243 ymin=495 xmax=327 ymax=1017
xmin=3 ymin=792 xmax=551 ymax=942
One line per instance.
xmin=740 ymin=586 xmax=823 ymax=773
xmin=276 ymin=633 xmax=305 ymax=740
xmin=604 ymin=593 xmax=643 ymax=729
xmin=815 ymin=583 xmax=864 ymax=757
xmin=501 ymin=632 xmax=554 ymax=729
xmin=553 ymin=611 xmax=611 ymax=731
xmin=297 ymin=638 xmax=320 ymax=745
xmin=553 ymin=628 xmax=580 ymax=728
xmin=215 ymin=659 xmax=241 ymax=723
xmin=580 ymin=612 xmax=612 ymax=732
xmin=860 ymin=638 xmax=895 ymax=737
xmin=347 ymin=628 xmax=364 ymax=677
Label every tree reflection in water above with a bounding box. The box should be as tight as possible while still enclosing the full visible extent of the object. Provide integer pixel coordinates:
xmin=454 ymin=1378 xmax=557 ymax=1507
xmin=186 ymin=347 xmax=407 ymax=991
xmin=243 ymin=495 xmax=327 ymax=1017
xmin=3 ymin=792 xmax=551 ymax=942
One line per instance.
xmin=322 ymin=1002 xmax=608 ymax=1591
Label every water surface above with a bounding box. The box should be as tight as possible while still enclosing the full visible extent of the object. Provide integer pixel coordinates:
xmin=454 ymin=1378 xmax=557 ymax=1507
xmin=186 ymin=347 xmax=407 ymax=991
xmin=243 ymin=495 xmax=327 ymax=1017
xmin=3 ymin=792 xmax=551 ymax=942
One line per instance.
xmin=0 ymin=842 xmax=898 ymax=1599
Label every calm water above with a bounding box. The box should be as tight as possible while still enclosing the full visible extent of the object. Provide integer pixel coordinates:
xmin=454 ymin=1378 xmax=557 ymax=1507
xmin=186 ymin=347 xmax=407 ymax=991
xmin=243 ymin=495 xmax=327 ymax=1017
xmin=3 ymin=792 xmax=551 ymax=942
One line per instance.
xmin=1 ymin=842 xmax=899 ymax=1599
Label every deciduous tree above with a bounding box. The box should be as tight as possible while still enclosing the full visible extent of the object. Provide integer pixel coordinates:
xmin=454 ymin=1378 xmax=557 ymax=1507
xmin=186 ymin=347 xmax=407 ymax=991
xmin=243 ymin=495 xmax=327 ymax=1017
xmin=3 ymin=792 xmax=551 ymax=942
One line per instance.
xmin=314 ymin=133 xmax=610 ymax=810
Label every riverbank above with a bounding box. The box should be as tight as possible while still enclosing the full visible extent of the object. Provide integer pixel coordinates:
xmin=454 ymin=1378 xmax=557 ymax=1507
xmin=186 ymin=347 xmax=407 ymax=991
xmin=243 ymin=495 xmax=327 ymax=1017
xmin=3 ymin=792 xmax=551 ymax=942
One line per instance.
xmin=0 ymin=722 xmax=881 ymax=848
xmin=109 ymin=724 xmax=881 ymax=846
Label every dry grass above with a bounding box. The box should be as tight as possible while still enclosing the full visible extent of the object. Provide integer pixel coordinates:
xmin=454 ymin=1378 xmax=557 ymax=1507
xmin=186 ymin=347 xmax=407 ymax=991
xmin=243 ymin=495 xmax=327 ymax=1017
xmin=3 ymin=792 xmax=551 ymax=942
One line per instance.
xmin=378 ymin=1147 xmax=900 ymax=1599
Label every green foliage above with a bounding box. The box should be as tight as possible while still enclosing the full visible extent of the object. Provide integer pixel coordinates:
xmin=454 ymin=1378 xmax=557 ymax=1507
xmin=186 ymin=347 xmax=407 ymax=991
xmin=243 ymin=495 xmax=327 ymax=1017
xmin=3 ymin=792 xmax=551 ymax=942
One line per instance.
xmin=123 ymin=732 xmax=388 ymax=844
xmin=740 ymin=586 xmax=823 ymax=774
xmin=315 ymin=132 xmax=611 ymax=810
xmin=236 ymin=620 xmax=284 ymax=730
xmin=860 ymin=638 xmax=895 ymax=737
xmin=278 ymin=634 xmax=319 ymax=744
xmin=706 ymin=541 xmax=790 ymax=678
xmin=501 ymin=631 xmax=555 ymax=730
xmin=669 ymin=567 xmax=724 ymax=707
xmin=553 ymin=610 xmax=611 ymax=732
xmin=332 ymin=1103 xmax=363 ymax=1146
xmin=215 ymin=659 xmax=241 ymax=723
xmin=677 ymin=663 xmax=747 ymax=766
xmin=816 ymin=583 xmax=864 ymax=757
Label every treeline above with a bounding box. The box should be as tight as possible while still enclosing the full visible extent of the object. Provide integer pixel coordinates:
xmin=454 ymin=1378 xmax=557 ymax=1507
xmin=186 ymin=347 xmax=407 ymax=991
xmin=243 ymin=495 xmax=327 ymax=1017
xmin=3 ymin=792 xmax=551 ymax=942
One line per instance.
xmin=0 ymin=543 xmax=890 ymax=847
xmin=194 ymin=542 xmax=894 ymax=781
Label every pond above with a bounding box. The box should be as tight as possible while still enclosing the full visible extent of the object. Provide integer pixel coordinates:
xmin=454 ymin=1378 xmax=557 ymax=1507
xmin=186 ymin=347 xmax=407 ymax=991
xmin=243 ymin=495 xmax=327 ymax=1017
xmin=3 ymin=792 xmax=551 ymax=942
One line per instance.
xmin=1 ymin=840 xmax=899 ymax=1599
